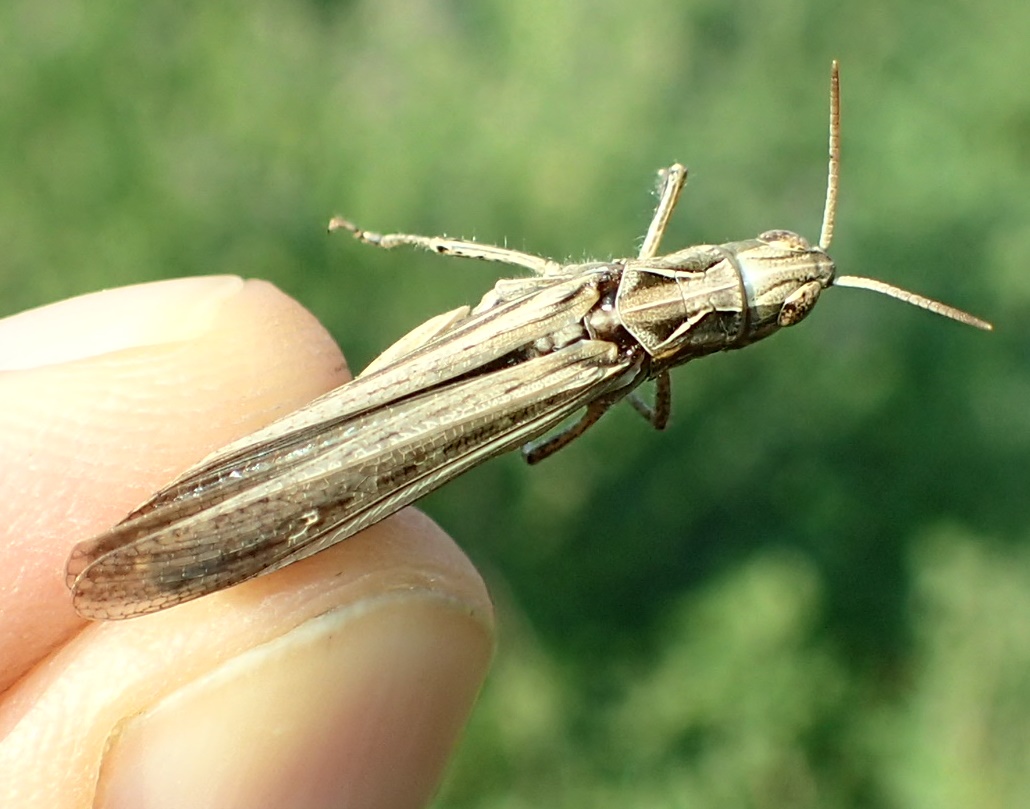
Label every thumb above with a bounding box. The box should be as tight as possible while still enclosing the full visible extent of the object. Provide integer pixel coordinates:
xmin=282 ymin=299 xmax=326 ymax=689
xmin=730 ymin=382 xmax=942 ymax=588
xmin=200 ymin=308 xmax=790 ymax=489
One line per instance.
xmin=0 ymin=276 xmax=494 ymax=809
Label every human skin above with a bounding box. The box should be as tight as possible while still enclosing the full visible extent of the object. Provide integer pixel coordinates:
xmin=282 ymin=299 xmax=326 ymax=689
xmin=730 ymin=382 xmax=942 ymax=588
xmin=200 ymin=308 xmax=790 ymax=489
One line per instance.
xmin=0 ymin=276 xmax=494 ymax=809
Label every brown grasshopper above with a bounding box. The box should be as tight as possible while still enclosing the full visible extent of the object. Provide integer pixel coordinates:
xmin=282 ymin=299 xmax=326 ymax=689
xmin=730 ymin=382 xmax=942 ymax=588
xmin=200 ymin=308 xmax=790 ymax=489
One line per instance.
xmin=67 ymin=61 xmax=991 ymax=619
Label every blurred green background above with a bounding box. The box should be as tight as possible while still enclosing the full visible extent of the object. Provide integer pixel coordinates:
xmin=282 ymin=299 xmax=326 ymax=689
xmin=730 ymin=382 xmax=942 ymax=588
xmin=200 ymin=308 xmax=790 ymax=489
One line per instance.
xmin=2 ymin=0 xmax=1028 ymax=806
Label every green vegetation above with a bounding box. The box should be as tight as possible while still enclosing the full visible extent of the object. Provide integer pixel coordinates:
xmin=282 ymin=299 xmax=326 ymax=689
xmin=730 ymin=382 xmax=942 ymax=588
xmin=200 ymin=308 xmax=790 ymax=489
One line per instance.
xmin=2 ymin=1 xmax=1027 ymax=806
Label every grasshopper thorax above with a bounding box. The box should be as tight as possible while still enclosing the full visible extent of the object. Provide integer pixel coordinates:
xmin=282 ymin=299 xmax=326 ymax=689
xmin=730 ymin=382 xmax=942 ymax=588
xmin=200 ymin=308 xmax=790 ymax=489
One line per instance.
xmin=612 ymin=229 xmax=836 ymax=369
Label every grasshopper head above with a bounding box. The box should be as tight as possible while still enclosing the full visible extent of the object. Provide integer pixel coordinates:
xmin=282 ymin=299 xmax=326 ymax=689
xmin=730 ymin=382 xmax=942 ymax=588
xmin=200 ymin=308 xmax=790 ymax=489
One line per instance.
xmin=737 ymin=228 xmax=836 ymax=335
xmin=737 ymin=227 xmax=991 ymax=337
xmin=739 ymin=61 xmax=990 ymax=338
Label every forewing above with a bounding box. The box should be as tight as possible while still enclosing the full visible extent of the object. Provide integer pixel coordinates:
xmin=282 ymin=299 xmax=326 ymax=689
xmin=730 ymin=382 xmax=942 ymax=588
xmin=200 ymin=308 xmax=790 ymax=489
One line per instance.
xmin=69 ymin=339 xmax=632 ymax=619
xmin=113 ymin=272 xmax=603 ymax=526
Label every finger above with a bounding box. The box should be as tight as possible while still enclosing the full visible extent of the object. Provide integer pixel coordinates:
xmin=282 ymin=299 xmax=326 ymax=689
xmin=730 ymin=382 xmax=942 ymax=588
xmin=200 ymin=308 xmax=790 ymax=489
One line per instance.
xmin=2 ymin=509 xmax=493 ymax=809
xmin=0 ymin=276 xmax=494 ymax=808
xmin=0 ymin=275 xmax=348 ymax=688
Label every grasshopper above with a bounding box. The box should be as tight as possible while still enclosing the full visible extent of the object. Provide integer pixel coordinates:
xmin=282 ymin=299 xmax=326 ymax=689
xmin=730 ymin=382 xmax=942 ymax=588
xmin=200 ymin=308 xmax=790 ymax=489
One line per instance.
xmin=67 ymin=61 xmax=991 ymax=619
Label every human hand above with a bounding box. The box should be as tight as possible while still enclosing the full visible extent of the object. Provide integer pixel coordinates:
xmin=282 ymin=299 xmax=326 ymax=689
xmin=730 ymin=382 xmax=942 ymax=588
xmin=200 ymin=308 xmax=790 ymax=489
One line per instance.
xmin=0 ymin=277 xmax=494 ymax=809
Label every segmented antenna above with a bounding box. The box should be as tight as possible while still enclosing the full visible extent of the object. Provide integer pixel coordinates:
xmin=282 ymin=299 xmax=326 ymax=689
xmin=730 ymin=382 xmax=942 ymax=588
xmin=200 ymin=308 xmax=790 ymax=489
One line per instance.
xmin=819 ymin=61 xmax=990 ymax=331
xmin=834 ymin=275 xmax=993 ymax=330
xmin=819 ymin=60 xmax=840 ymax=250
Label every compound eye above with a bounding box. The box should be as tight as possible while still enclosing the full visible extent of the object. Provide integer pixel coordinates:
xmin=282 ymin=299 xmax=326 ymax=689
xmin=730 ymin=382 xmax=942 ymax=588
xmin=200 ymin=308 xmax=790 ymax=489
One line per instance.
xmin=759 ymin=230 xmax=812 ymax=251
xmin=778 ymin=280 xmax=822 ymax=326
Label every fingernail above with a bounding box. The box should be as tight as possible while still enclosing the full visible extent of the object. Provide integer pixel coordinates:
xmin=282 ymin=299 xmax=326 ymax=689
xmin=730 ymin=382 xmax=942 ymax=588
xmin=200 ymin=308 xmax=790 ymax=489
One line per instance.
xmin=95 ymin=594 xmax=493 ymax=809
xmin=0 ymin=276 xmax=245 ymax=370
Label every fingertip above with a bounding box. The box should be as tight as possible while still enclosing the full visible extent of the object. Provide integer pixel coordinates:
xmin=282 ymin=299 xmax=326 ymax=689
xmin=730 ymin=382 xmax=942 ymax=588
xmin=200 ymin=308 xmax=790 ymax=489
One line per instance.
xmin=0 ymin=276 xmax=349 ymax=691
xmin=0 ymin=276 xmax=251 ymax=371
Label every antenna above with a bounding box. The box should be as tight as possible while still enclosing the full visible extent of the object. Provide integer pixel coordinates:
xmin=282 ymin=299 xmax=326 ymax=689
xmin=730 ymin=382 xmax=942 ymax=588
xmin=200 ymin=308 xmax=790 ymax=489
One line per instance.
xmin=819 ymin=61 xmax=991 ymax=331
xmin=833 ymin=275 xmax=992 ymax=330
xmin=819 ymin=61 xmax=840 ymax=251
